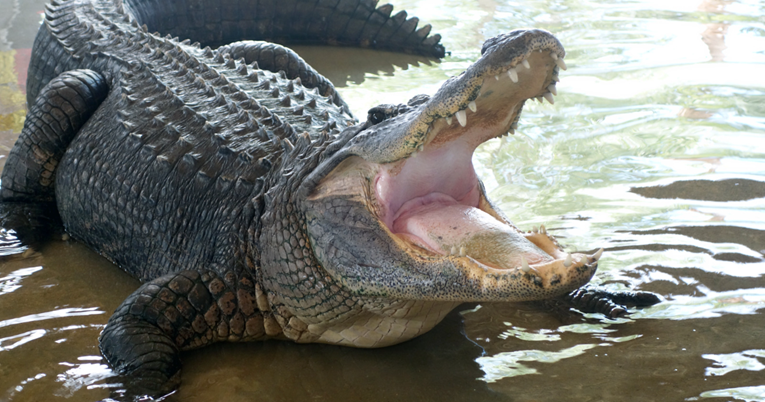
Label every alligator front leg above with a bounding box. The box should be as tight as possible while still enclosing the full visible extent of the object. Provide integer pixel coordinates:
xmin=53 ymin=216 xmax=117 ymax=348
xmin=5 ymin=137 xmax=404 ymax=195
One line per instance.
xmin=100 ymin=269 xmax=266 ymax=397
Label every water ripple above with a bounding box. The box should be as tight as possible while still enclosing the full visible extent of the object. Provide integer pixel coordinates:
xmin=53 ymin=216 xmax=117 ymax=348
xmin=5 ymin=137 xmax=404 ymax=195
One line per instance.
xmin=703 ymin=349 xmax=765 ymax=377
xmin=0 ymin=329 xmax=46 ymax=351
xmin=477 ymin=344 xmax=600 ymax=382
xmin=0 ymin=266 xmax=42 ymax=296
xmin=0 ymin=307 xmax=103 ymax=329
xmin=698 ymin=385 xmax=765 ymax=402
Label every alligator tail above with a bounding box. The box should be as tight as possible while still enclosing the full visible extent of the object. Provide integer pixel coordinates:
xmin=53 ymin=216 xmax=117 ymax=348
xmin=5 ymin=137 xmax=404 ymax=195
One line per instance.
xmin=126 ymin=0 xmax=445 ymax=57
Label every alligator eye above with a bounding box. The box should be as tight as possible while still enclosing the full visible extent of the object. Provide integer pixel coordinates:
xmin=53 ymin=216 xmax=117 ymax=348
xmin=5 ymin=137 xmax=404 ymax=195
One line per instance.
xmin=369 ymin=111 xmax=386 ymax=125
xmin=365 ymin=104 xmax=400 ymax=127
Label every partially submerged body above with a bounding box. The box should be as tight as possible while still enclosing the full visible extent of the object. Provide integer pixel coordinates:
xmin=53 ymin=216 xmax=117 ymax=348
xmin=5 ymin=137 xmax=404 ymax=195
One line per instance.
xmin=0 ymin=0 xmax=657 ymax=398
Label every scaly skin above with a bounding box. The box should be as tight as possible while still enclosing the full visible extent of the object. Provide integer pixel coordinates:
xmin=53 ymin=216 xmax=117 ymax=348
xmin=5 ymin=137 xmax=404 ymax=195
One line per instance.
xmin=0 ymin=0 xmax=658 ymax=398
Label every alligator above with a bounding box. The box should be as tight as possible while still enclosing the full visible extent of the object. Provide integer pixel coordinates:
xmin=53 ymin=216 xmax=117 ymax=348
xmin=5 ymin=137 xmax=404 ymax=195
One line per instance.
xmin=0 ymin=0 xmax=659 ymax=398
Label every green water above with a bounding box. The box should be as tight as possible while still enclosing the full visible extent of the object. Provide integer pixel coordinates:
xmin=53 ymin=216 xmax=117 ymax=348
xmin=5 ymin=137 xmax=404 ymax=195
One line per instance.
xmin=1 ymin=0 xmax=765 ymax=401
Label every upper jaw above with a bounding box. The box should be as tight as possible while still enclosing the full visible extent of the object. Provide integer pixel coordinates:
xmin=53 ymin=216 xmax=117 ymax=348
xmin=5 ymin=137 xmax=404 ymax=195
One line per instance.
xmin=405 ymin=28 xmax=566 ymax=156
xmin=298 ymin=29 xmax=566 ymax=200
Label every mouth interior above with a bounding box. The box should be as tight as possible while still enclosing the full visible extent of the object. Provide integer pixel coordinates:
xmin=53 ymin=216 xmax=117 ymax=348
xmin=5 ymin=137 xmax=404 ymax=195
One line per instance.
xmin=375 ymin=51 xmax=559 ymax=270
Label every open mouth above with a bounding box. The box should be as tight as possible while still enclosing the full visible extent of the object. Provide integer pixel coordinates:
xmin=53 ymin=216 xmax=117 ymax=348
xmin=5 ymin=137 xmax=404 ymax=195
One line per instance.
xmin=305 ymin=30 xmax=599 ymax=299
xmin=372 ymin=31 xmax=602 ymax=277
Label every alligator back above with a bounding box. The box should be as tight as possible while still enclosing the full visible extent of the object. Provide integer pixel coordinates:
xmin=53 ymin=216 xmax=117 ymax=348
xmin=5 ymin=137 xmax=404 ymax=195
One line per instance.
xmin=12 ymin=0 xmax=444 ymax=282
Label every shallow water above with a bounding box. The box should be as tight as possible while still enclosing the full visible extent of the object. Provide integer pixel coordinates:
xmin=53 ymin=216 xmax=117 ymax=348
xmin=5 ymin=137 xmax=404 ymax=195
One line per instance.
xmin=1 ymin=0 xmax=765 ymax=401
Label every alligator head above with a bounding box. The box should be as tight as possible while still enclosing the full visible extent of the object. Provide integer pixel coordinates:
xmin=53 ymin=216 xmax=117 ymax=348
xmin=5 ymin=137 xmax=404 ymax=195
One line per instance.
xmin=270 ymin=29 xmax=600 ymax=347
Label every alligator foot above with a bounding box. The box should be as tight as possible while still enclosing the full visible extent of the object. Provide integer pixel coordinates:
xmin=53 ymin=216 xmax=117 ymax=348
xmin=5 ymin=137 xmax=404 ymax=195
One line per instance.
xmin=563 ymin=286 xmax=662 ymax=318
xmin=531 ymin=286 xmax=662 ymax=321
xmin=100 ymin=269 xmax=266 ymax=399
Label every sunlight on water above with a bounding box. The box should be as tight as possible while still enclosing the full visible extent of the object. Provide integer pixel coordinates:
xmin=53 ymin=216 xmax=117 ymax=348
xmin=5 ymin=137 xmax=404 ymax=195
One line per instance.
xmin=0 ymin=266 xmax=42 ymax=295
xmin=699 ymin=386 xmax=765 ymax=402
xmin=0 ymin=328 xmax=46 ymax=351
xmin=477 ymin=343 xmax=600 ymax=381
xmin=0 ymin=307 xmax=103 ymax=329
xmin=55 ymin=357 xmax=116 ymax=398
xmin=703 ymin=349 xmax=765 ymax=377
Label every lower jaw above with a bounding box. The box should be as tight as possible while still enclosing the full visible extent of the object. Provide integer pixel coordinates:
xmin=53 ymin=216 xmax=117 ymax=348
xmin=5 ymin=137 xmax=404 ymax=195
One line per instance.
xmin=389 ymin=196 xmax=555 ymax=269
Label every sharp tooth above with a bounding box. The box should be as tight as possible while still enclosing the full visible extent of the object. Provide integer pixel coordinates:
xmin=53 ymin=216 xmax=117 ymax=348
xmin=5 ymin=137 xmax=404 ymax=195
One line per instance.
xmin=468 ymin=101 xmax=477 ymax=112
xmin=543 ymin=92 xmax=555 ymax=104
xmin=555 ymin=58 xmax=567 ymax=70
xmin=564 ymin=253 xmax=572 ymax=268
xmin=507 ymin=68 xmax=518 ymax=83
xmin=522 ymin=59 xmax=530 ymax=69
xmin=547 ymin=85 xmax=557 ymax=96
xmin=508 ymin=128 xmax=515 ymax=135
xmin=540 ymin=224 xmax=546 ymax=234
xmin=418 ymin=144 xmax=424 ymax=152
xmin=459 ymin=246 xmax=466 ymax=257
xmin=551 ymin=52 xmax=558 ymax=60
xmin=593 ymin=248 xmax=604 ymax=261
xmin=495 ymin=75 xmax=500 ymax=80
xmin=553 ymin=75 xmax=560 ymax=83
xmin=446 ymin=115 xmax=452 ymax=125
xmin=456 ymin=110 xmax=467 ymax=127
xmin=450 ymin=245 xmax=457 ymax=256
xmin=521 ymin=256 xmax=531 ymax=273
xmin=511 ymin=122 xmax=518 ymax=131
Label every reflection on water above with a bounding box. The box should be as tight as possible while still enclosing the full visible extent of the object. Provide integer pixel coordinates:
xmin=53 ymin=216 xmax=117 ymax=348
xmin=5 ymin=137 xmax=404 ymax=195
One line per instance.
xmin=1 ymin=0 xmax=765 ymax=401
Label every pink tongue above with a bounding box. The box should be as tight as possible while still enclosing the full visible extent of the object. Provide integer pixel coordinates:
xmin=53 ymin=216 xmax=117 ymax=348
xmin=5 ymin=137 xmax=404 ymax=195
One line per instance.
xmin=392 ymin=195 xmax=552 ymax=269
